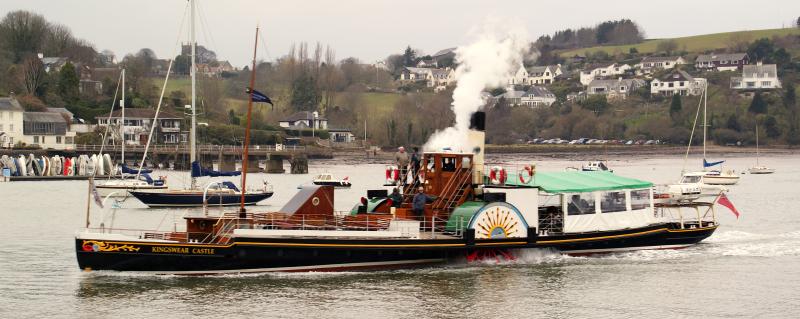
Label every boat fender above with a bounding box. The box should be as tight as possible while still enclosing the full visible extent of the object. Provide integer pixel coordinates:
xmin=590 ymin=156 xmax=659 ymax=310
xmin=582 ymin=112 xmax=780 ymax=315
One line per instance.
xmin=489 ymin=166 xmax=506 ymax=185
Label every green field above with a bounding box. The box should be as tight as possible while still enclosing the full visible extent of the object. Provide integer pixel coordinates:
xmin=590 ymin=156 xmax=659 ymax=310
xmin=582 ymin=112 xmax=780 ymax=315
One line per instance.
xmin=558 ymin=28 xmax=800 ymax=57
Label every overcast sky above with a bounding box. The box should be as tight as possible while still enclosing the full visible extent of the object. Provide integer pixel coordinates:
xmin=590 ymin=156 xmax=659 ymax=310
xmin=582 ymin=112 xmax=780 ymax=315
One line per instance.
xmin=2 ymin=0 xmax=799 ymax=67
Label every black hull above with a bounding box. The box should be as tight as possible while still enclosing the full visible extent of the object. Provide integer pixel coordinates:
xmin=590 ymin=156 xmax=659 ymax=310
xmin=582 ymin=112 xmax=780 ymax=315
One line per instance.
xmin=312 ymin=181 xmax=351 ymax=188
xmin=128 ymin=191 xmax=273 ymax=207
xmin=76 ymin=223 xmax=716 ymax=274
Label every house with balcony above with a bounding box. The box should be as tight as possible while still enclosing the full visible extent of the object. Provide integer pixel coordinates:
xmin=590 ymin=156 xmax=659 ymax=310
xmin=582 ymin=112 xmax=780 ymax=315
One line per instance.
xmin=651 ymin=70 xmax=707 ymax=96
xmin=580 ymin=63 xmax=632 ymax=85
xmin=695 ymin=53 xmax=749 ymax=71
xmin=635 ymin=56 xmax=687 ymax=74
xmin=427 ymin=68 xmax=455 ymax=91
xmin=0 ymin=97 xmax=24 ymax=148
xmin=730 ymin=63 xmax=781 ymax=90
xmin=95 ymin=108 xmax=185 ymax=145
xmin=587 ymin=78 xmax=646 ymax=100
xmin=22 ymin=112 xmax=76 ymax=150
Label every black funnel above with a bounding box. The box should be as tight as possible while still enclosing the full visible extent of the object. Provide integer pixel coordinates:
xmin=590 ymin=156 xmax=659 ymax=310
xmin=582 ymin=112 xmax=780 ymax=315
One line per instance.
xmin=469 ymin=111 xmax=485 ymax=132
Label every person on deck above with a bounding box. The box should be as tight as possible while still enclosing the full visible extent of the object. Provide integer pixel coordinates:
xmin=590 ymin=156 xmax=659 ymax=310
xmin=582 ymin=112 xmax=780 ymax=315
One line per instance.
xmin=410 ymin=147 xmax=421 ymax=183
xmin=394 ymin=146 xmax=410 ymax=184
xmin=389 ymin=187 xmax=403 ymax=208
xmin=412 ymin=186 xmax=435 ymax=218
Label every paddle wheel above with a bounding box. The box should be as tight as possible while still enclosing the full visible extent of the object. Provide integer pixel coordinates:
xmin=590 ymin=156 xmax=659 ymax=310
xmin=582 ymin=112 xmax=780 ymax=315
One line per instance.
xmin=466 ymin=249 xmax=517 ymax=263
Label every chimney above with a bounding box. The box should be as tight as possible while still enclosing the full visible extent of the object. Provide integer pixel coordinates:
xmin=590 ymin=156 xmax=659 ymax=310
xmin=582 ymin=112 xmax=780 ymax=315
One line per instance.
xmin=468 ymin=111 xmax=485 ymax=185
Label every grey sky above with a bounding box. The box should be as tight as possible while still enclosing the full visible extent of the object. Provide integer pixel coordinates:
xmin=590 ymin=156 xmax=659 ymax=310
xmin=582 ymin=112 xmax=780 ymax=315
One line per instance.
xmin=2 ymin=0 xmax=798 ymax=67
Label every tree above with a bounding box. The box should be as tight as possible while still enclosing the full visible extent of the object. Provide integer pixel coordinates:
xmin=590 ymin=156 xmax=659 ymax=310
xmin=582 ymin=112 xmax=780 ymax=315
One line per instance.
xmin=670 ymin=94 xmax=682 ymax=117
xmin=748 ymin=92 xmax=768 ymax=114
xmin=58 ymin=61 xmax=79 ymax=103
xmin=785 ymin=85 xmax=797 ymax=109
xmin=0 ymin=11 xmax=49 ymax=62
xmin=764 ymin=116 xmax=781 ymax=138
xmin=579 ymin=95 xmax=609 ymax=114
xmin=290 ymin=72 xmax=321 ymax=111
xmin=402 ymin=46 xmax=417 ymax=67
xmin=20 ymin=54 xmax=45 ymax=95
xmin=725 ymin=114 xmax=741 ymax=132
xmin=797 ymin=16 xmax=800 ymax=28
xmin=656 ymin=40 xmax=679 ymax=55
xmin=747 ymin=38 xmax=775 ymax=62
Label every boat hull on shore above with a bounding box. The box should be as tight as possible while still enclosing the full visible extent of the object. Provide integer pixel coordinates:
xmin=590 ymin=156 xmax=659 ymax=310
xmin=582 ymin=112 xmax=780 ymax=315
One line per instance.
xmin=75 ymin=223 xmax=716 ymax=274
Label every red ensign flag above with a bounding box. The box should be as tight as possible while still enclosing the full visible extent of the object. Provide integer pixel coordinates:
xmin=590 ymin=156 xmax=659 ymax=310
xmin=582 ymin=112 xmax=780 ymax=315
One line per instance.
xmin=716 ymin=193 xmax=739 ymax=219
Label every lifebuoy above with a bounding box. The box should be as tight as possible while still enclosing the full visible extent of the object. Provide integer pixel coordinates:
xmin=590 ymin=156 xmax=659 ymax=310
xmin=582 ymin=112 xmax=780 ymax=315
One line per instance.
xmin=489 ymin=166 xmax=507 ymax=185
xmin=518 ymin=164 xmax=535 ymax=184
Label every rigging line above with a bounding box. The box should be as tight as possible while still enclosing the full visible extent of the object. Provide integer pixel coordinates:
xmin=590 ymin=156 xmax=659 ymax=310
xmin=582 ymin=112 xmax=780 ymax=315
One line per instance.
xmin=95 ymin=70 xmax=123 ymax=177
xmin=257 ymin=29 xmax=273 ymax=62
xmin=681 ymin=85 xmax=705 ymax=176
xmin=196 ymin=0 xmax=218 ymax=53
xmin=134 ymin=1 xmax=189 ymax=182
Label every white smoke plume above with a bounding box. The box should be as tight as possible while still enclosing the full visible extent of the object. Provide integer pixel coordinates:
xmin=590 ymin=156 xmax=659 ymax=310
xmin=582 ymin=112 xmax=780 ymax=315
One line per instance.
xmin=423 ymin=18 xmax=530 ymax=152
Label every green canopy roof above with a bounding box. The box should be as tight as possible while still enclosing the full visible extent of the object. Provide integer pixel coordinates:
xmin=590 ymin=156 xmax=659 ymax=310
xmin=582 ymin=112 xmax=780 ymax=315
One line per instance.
xmin=502 ymin=171 xmax=652 ymax=193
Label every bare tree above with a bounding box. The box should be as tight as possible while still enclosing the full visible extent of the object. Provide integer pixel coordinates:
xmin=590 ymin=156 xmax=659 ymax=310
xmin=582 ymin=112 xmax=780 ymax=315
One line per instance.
xmin=727 ymin=33 xmax=753 ymax=52
xmin=20 ymin=55 xmax=45 ymax=95
xmin=656 ymin=40 xmax=679 ymax=55
xmin=0 ymin=11 xmax=50 ymax=62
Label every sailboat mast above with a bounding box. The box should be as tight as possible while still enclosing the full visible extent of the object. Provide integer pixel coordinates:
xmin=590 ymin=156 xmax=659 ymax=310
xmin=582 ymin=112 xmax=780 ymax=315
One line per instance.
xmin=239 ymin=26 xmax=259 ymax=213
xmin=702 ymin=84 xmax=707 ymax=163
xmin=121 ymin=68 xmax=125 ymax=166
xmin=756 ymin=122 xmax=760 ymax=165
xmin=190 ymin=0 xmax=197 ymax=189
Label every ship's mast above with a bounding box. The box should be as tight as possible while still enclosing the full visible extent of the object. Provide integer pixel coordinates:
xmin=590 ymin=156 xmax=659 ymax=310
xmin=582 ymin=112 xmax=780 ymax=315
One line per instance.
xmin=189 ymin=0 xmax=197 ymax=189
xmin=702 ymin=83 xmax=707 ymax=165
xmin=121 ymin=68 xmax=125 ymax=166
xmin=240 ymin=26 xmax=259 ymax=214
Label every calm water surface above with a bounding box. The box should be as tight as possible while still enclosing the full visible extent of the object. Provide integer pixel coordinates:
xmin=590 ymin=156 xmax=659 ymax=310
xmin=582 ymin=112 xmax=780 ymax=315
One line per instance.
xmin=1 ymin=154 xmax=799 ymax=318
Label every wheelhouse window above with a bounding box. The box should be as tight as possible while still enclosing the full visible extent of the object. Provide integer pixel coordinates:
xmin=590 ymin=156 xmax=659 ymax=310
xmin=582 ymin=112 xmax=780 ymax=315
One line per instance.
xmin=567 ymin=193 xmax=596 ymax=215
xmin=600 ymin=191 xmax=627 ymax=213
xmin=630 ymin=189 xmax=650 ymax=210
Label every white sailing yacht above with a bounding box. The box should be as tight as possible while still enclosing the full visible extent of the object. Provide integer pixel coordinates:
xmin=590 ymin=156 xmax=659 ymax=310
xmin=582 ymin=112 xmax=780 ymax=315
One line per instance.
xmin=127 ymin=0 xmax=272 ymax=207
xmin=748 ymin=123 xmax=775 ymax=174
xmin=96 ymin=68 xmax=167 ymax=197
xmin=680 ymin=84 xmax=740 ymax=186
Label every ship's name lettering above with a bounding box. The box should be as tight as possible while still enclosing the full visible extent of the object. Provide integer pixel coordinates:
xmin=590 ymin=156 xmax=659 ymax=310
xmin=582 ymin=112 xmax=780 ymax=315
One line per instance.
xmin=151 ymin=247 xmax=215 ymax=254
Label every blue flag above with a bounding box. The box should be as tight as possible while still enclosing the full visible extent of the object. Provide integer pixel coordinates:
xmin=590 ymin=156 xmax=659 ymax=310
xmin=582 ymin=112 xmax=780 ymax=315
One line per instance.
xmin=703 ymin=159 xmax=725 ymax=168
xmin=246 ymin=88 xmax=273 ymax=106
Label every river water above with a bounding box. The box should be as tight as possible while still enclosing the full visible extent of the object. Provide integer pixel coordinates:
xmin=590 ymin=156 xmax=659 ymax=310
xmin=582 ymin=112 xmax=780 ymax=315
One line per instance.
xmin=1 ymin=153 xmax=799 ymax=318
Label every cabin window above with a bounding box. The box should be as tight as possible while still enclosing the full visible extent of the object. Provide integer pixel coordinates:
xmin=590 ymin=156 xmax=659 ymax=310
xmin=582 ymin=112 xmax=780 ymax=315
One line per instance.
xmin=630 ymin=189 xmax=650 ymax=210
xmin=441 ymin=157 xmax=456 ymax=171
xmin=567 ymin=193 xmax=596 ymax=215
xmin=600 ymin=191 xmax=627 ymax=213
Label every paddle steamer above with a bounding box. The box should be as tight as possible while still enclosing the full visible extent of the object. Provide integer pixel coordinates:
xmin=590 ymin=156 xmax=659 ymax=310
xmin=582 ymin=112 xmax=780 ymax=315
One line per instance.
xmin=75 ymin=112 xmax=720 ymax=274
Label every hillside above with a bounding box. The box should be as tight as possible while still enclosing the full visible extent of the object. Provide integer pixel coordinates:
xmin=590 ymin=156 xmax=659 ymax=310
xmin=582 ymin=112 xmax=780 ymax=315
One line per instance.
xmin=558 ymin=28 xmax=800 ymax=57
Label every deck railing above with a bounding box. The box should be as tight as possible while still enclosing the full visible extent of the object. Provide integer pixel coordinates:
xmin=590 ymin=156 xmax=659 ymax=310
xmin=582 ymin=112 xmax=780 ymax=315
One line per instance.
xmin=74 ymin=144 xmax=306 ymax=153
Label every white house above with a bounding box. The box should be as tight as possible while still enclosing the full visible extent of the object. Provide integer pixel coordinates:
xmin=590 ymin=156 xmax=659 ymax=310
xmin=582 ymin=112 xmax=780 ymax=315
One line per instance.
xmin=635 ymin=56 xmax=687 ymax=74
xmin=650 ymin=70 xmax=707 ymax=96
xmin=492 ymin=89 xmax=526 ymax=106
xmin=427 ymin=68 xmax=455 ymax=91
xmin=587 ymin=78 xmax=646 ymax=100
xmin=580 ymin=63 xmax=632 ymax=86
xmin=22 ymin=112 xmax=76 ymax=150
xmin=695 ymin=53 xmax=749 ymax=71
xmin=279 ymin=111 xmax=328 ymax=130
xmin=96 ymin=109 xmax=184 ymax=145
xmin=526 ymin=65 xmax=562 ymax=85
xmin=329 ymin=128 xmax=356 ymax=143
xmin=730 ymin=62 xmax=781 ymax=90
xmin=508 ymin=65 xmax=529 ymax=85
xmin=0 ymin=97 xmax=24 ymax=148
xmin=399 ymin=67 xmax=430 ymax=82
xmin=520 ymin=86 xmax=556 ymax=107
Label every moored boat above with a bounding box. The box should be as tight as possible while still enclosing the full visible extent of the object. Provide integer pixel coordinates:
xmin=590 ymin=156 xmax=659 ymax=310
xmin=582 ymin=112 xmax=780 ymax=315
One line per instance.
xmin=312 ymin=173 xmax=351 ymax=188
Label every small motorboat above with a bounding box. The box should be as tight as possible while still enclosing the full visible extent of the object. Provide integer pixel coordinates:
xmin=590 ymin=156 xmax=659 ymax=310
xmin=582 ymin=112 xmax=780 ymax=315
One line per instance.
xmin=581 ymin=161 xmax=612 ymax=172
xmin=312 ymin=173 xmax=351 ymax=188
